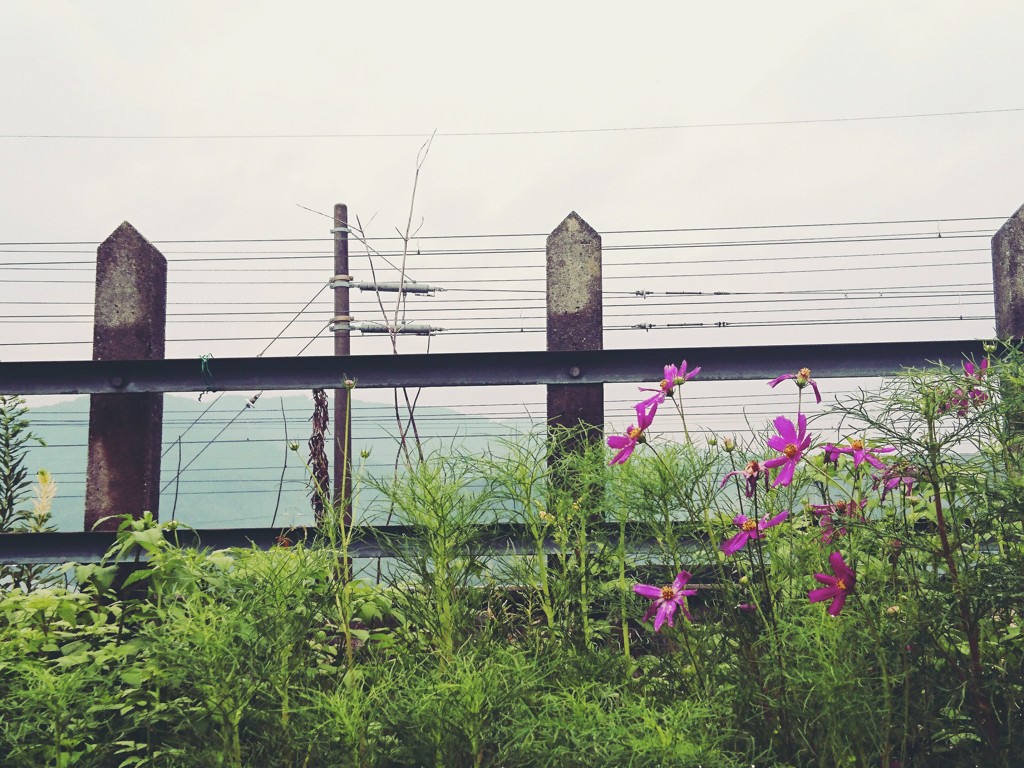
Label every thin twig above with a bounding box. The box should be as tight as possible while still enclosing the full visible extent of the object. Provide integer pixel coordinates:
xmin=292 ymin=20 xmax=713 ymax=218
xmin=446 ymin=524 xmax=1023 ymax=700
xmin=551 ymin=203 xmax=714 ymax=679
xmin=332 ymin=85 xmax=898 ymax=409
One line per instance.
xmin=271 ymin=397 xmax=289 ymax=528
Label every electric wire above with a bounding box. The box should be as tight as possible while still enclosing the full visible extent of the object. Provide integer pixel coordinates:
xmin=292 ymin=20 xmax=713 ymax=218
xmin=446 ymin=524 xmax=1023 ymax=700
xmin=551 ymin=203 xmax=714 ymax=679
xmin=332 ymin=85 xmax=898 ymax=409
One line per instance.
xmin=3 ymin=105 xmax=1022 ymax=140
xmin=0 ymin=214 xmax=1007 ymax=248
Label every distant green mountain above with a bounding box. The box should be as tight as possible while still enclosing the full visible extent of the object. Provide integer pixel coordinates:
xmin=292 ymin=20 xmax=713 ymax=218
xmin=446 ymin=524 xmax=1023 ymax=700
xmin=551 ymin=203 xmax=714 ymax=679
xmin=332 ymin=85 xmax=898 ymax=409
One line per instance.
xmin=22 ymin=394 xmax=535 ymax=531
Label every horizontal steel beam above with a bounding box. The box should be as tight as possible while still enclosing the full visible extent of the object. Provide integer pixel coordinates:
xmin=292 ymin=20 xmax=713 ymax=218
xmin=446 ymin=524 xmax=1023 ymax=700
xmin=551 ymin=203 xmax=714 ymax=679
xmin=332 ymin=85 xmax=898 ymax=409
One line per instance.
xmin=0 ymin=340 xmax=989 ymax=396
xmin=0 ymin=523 xmax=702 ymax=564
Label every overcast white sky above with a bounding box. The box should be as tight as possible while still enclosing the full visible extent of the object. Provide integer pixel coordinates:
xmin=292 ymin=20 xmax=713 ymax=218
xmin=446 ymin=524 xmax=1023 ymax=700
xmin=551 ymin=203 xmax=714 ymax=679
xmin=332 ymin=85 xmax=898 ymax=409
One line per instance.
xmin=2 ymin=2 xmax=1022 ymax=233
xmin=1 ymin=1 xmax=1021 ymax=426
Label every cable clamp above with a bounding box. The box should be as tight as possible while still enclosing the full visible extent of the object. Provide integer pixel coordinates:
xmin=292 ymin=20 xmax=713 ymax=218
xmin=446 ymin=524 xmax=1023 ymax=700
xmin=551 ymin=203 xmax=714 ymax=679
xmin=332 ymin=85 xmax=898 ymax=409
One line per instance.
xmin=330 ymin=226 xmax=350 ymax=234
xmin=329 ymin=275 xmax=354 ymax=289
xmin=330 ymin=315 xmax=354 ymax=333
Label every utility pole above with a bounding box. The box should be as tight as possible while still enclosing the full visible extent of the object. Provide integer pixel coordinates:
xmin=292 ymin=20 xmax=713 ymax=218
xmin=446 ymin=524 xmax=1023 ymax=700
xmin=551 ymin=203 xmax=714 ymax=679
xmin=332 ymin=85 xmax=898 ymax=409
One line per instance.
xmin=332 ymin=204 xmax=353 ymax=527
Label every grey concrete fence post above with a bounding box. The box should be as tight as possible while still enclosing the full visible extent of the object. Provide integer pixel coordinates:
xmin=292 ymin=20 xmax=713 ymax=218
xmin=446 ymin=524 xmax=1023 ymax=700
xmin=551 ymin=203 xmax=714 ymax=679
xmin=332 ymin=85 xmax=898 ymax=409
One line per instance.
xmin=992 ymin=203 xmax=1024 ymax=339
xmin=546 ymin=212 xmax=604 ymax=449
xmin=992 ymin=204 xmax=1024 ymax=436
xmin=84 ymin=222 xmax=167 ymax=532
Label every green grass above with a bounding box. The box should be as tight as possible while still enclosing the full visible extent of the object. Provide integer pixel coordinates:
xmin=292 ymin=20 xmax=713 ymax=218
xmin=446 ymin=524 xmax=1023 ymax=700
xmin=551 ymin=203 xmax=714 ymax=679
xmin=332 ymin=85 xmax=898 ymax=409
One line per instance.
xmin=3 ymin=346 xmax=1024 ymax=766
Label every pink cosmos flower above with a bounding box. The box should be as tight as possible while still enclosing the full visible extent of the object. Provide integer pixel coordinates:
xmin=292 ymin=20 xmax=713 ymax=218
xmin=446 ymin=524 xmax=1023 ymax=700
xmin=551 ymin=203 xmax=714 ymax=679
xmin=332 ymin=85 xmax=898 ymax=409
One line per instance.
xmin=822 ymin=444 xmax=842 ymax=465
xmin=808 ymin=551 xmax=855 ymax=616
xmin=809 ymin=499 xmax=864 ymax=543
xmin=823 ymin=437 xmax=895 ymax=470
xmin=938 ymin=390 xmax=969 ymax=417
xmin=763 ymin=413 xmax=813 ymax=487
xmin=872 ymin=462 xmax=918 ymax=502
xmin=963 ymin=358 xmax=989 ymax=408
xmin=633 ymin=570 xmax=697 ymax=631
xmin=639 ymin=360 xmax=701 ymax=408
xmin=768 ymin=367 xmax=822 ymax=404
xmin=964 ymin=358 xmax=988 ymax=379
xmin=720 ymin=510 xmax=789 ymax=555
xmin=607 ymin=400 xmax=658 ymax=465
xmin=940 ymin=359 xmax=990 ymax=417
xmin=720 ymin=459 xmax=770 ymax=498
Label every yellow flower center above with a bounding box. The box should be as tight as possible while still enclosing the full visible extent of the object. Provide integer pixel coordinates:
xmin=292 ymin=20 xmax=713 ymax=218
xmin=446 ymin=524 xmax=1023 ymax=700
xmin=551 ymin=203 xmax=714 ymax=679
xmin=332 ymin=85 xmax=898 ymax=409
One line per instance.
xmin=783 ymin=444 xmax=799 ymax=459
xmin=660 ymin=586 xmax=676 ymax=600
xmin=850 ymin=439 xmax=864 ymax=451
xmin=659 ymin=378 xmax=670 ymax=391
xmin=798 ymin=367 xmax=811 ymax=379
xmin=741 ymin=520 xmax=758 ymax=532
xmin=627 ymin=426 xmax=643 ymax=440
xmin=835 ymin=578 xmax=847 ymax=592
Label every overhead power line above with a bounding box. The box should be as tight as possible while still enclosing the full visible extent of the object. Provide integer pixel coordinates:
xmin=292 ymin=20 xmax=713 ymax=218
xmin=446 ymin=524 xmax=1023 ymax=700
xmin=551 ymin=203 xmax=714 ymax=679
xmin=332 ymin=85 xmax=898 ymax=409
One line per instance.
xmin=1 ymin=106 xmax=1021 ymax=140
xmin=0 ymin=214 xmax=1008 ymax=248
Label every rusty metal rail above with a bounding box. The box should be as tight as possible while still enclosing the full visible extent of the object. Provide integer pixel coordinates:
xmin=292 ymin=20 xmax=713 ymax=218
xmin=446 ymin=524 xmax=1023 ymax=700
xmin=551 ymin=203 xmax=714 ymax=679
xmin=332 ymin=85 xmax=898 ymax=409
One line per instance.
xmin=0 ymin=523 xmax=706 ymax=565
xmin=0 ymin=340 xmax=987 ymax=396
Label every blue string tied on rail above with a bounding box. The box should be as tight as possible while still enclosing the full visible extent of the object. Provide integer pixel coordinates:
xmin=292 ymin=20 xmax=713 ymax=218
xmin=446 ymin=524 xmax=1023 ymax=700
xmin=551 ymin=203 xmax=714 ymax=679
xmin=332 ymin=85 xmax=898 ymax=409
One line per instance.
xmin=198 ymin=354 xmax=215 ymax=401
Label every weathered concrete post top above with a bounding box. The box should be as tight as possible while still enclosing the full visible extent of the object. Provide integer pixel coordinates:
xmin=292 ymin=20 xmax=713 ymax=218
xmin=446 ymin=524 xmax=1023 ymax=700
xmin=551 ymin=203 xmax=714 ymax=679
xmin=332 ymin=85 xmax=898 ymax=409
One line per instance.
xmin=992 ymin=202 xmax=1024 ymax=339
xmin=84 ymin=222 xmax=167 ymax=531
xmin=546 ymin=211 xmax=604 ymax=438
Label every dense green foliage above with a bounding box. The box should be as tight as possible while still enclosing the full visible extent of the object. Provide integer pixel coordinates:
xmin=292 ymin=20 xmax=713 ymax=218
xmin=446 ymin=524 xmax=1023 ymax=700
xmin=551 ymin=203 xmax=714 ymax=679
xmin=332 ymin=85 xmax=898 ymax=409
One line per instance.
xmin=1 ymin=347 xmax=1023 ymax=766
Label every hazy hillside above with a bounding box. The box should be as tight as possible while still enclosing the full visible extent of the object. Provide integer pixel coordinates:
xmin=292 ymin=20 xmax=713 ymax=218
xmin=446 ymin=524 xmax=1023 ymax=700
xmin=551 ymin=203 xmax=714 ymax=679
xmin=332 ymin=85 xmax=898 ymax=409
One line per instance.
xmin=22 ymin=394 xmax=535 ymax=531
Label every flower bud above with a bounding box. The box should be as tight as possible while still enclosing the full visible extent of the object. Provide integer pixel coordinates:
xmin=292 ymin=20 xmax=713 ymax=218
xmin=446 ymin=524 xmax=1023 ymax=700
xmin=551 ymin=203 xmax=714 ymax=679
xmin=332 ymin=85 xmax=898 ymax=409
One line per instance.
xmin=722 ymin=436 xmax=736 ymax=452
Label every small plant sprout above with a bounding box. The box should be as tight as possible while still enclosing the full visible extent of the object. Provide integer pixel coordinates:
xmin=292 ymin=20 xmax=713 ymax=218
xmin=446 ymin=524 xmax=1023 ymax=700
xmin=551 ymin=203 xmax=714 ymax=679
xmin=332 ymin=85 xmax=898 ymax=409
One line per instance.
xmin=633 ymin=570 xmax=698 ymax=631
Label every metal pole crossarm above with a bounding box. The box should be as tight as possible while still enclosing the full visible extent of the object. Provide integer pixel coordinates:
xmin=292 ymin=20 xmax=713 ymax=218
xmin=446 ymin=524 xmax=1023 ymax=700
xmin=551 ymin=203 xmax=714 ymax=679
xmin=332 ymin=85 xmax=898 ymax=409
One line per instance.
xmin=352 ymin=322 xmax=441 ymax=335
xmin=352 ymin=282 xmax=442 ymax=295
xmin=0 ymin=340 xmax=990 ymax=397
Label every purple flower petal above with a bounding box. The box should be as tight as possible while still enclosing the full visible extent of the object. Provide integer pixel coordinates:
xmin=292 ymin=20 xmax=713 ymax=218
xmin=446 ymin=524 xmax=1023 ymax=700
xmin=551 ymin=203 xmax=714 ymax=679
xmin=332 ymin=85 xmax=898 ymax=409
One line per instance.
xmin=772 ymin=415 xmax=797 ymax=441
xmin=829 ymin=551 xmax=855 ymax=584
xmin=671 ymin=570 xmax=693 ymax=592
xmin=720 ymin=531 xmax=751 ymax=555
xmin=827 ymin=592 xmax=848 ymax=616
xmin=633 ymin=584 xmax=662 ymax=599
xmin=653 ymin=601 xmax=677 ymax=632
xmin=808 ymin=585 xmax=838 ymax=603
xmin=763 ymin=510 xmax=790 ymax=529
xmin=771 ymin=461 xmax=796 ymax=488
